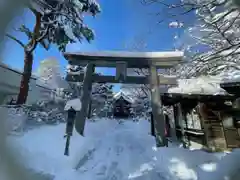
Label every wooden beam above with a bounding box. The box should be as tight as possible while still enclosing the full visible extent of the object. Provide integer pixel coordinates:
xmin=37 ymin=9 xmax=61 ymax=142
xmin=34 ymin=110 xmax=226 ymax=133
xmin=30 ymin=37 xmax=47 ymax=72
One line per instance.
xmin=149 ymin=65 xmax=167 ymax=147
xmin=64 ymin=51 xmax=183 ymax=68
xmin=75 ymin=63 xmax=95 ymax=136
xmin=68 ymin=60 xmax=180 ymax=68
xmin=66 ymin=74 xmax=177 ymax=85
xmin=116 ymin=61 xmax=127 ymax=82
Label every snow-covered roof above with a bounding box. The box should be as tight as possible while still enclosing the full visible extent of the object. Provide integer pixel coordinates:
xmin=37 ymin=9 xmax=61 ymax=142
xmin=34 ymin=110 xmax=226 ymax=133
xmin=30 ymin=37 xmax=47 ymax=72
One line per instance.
xmin=65 ymin=51 xmax=184 ymax=59
xmin=218 ymin=70 xmax=240 ymax=83
xmin=113 ymin=91 xmax=134 ymax=103
xmin=167 ymin=69 xmax=240 ymax=95
xmin=168 ymin=76 xmax=227 ymax=95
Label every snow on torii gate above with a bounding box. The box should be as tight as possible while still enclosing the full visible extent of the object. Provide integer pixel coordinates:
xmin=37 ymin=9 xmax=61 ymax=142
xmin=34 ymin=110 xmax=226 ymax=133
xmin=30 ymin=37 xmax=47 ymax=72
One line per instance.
xmin=64 ymin=51 xmax=183 ymax=147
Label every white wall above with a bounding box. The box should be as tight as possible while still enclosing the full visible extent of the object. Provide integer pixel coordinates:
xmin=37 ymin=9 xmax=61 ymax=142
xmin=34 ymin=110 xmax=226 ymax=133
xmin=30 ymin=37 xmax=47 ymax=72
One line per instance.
xmin=0 ymin=63 xmax=70 ymax=105
xmin=0 ymin=63 xmax=33 ymax=95
xmin=0 ymin=63 xmax=53 ymax=105
xmin=27 ymin=84 xmax=55 ymax=104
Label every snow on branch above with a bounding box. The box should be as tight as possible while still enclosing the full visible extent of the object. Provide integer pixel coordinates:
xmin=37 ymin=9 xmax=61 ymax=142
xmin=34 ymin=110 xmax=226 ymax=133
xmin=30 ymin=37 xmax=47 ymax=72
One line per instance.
xmin=169 ymin=21 xmax=184 ymax=28
xmin=169 ymin=0 xmax=240 ymax=78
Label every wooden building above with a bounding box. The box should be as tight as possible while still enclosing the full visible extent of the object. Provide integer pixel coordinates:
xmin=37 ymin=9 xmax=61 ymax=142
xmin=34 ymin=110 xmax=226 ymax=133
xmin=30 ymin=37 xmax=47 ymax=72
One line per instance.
xmin=161 ymin=93 xmax=240 ymax=151
xmin=221 ymin=81 xmax=240 ymax=137
xmin=113 ymin=91 xmax=133 ymax=118
xmin=220 ymin=81 xmax=240 ymax=97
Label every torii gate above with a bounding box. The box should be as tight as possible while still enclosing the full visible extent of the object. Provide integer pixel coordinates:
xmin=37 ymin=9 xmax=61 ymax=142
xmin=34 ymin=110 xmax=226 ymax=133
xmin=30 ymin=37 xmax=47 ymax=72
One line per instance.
xmin=64 ymin=51 xmax=183 ymax=147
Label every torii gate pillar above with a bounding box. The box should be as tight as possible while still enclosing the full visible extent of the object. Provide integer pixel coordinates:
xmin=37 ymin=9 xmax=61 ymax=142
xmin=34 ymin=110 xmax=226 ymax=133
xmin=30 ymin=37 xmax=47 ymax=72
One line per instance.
xmin=75 ymin=63 xmax=94 ymax=135
xmin=150 ymin=65 xmax=167 ymax=146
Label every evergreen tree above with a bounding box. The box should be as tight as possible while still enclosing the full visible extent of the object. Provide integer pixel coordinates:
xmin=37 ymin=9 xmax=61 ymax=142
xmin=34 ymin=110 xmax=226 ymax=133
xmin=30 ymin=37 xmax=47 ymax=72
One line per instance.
xmin=5 ymin=0 xmax=100 ymax=104
xmin=91 ymin=84 xmax=114 ymax=117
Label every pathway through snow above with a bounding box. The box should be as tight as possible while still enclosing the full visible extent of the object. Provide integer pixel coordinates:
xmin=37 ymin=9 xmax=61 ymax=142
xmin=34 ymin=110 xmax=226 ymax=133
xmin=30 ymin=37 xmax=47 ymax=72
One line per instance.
xmin=6 ymin=119 xmax=240 ymax=180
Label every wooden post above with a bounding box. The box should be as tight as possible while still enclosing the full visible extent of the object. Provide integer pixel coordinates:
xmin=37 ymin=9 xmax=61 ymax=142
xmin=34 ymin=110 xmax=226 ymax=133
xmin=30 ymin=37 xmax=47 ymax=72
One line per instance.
xmin=87 ymin=99 xmax=92 ymax=119
xmin=217 ymin=112 xmax=228 ymax=149
xmin=64 ymin=136 xmax=71 ymax=156
xmin=198 ymin=103 xmax=210 ymax=148
xmin=170 ymin=106 xmax=177 ymax=141
xmin=173 ymin=105 xmax=180 ymax=140
xmin=177 ymin=103 xmax=187 ymax=148
xmin=75 ymin=63 xmax=95 ymax=136
xmin=150 ymin=112 xmax=155 ymax=137
xmin=183 ymin=111 xmax=191 ymax=147
xmin=149 ymin=65 xmax=166 ymax=147
xmin=116 ymin=61 xmax=127 ymax=82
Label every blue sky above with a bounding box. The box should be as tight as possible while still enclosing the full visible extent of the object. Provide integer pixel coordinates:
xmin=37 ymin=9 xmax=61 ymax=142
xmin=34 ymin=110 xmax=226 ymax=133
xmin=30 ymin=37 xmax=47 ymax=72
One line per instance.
xmin=2 ymin=0 xmax=191 ymax=92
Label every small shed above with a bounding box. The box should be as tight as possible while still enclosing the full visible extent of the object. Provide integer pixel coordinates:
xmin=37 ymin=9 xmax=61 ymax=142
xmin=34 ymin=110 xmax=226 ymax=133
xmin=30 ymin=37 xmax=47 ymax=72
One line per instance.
xmin=221 ymin=81 xmax=240 ymax=138
xmin=113 ymin=91 xmax=133 ymax=118
xmin=161 ymin=93 xmax=240 ymax=150
xmin=220 ymin=81 xmax=240 ymax=109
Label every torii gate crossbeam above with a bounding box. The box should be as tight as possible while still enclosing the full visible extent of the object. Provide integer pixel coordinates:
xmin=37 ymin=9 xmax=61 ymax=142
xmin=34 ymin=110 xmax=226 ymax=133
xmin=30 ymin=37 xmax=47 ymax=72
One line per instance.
xmin=64 ymin=51 xmax=183 ymax=147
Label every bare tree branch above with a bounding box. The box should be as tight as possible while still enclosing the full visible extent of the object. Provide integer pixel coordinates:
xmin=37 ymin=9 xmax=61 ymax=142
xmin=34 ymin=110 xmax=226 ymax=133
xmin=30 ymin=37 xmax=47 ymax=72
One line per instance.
xmin=5 ymin=33 xmax=25 ymax=48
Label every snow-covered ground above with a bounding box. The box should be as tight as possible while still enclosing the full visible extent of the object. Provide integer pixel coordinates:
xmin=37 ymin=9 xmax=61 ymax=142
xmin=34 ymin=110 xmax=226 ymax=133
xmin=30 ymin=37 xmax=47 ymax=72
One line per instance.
xmin=5 ymin=119 xmax=240 ymax=180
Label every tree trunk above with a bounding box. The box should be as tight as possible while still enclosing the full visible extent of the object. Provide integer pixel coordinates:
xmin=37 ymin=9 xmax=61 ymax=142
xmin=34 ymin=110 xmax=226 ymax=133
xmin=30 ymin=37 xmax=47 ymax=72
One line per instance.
xmin=15 ymin=10 xmax=41 ymax=105
xmin=16 ymin=50 xmax=33 ymax=104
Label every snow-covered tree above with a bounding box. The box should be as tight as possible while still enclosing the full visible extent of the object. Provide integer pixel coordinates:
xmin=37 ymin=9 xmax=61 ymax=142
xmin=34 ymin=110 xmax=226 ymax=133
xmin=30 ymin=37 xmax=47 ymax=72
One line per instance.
xmin=131 ymin=95 xmax=151 ymax=119
xmin=66 ymin=64 xmax=114 ymax=117
xmin=36 ymin=57 xmax=72 ymax=103
xmin=170 ymin=0 xmax=240 ymax=78
xmin=25 ymin=57 xmax=74 ymax=124
xmin=67 ymin=82 xmax=114 ymax=118
xmin=5 ymin=0 xmax=100 ymax=104
xmin=37 ymin=57 xmax=66 ymax=88
xmin=91 ymin=83 xmax=114 ymax=117
xmin=142 ymin=0 xmax=240 ymax=78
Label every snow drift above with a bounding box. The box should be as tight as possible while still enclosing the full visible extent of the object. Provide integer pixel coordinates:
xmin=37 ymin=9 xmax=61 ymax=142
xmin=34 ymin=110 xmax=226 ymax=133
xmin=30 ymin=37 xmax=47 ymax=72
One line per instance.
xmin=6 ymin=119 xmax=240 ymax=180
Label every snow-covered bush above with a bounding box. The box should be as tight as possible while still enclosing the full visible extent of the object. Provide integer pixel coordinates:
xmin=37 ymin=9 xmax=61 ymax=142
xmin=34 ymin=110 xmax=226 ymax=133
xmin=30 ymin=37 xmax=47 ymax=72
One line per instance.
xmin=27 ymin=58 xmax=73 ymax=124
xmin=27 ymin=99 xmax=67 ymax=125
xmin=90 ymin=84 xmax=114 ymax=118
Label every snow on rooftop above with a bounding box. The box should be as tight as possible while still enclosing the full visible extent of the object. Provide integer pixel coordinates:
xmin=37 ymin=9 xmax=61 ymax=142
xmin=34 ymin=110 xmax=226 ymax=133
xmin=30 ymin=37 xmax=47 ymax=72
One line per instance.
xmin=168 ymin=68 xmax=240 ymax=94
xmin=65 ymin=51 xmax=184 ymax=59
xmin=64 ymin=98 xmax=82 ymax=111
xmin=168 ymin=76 xmax=227 ymax=95
xmin=218 ymin=70 xmax=240 ymax=83
xmin=113 ymin=91 xmax=135 ymax=103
